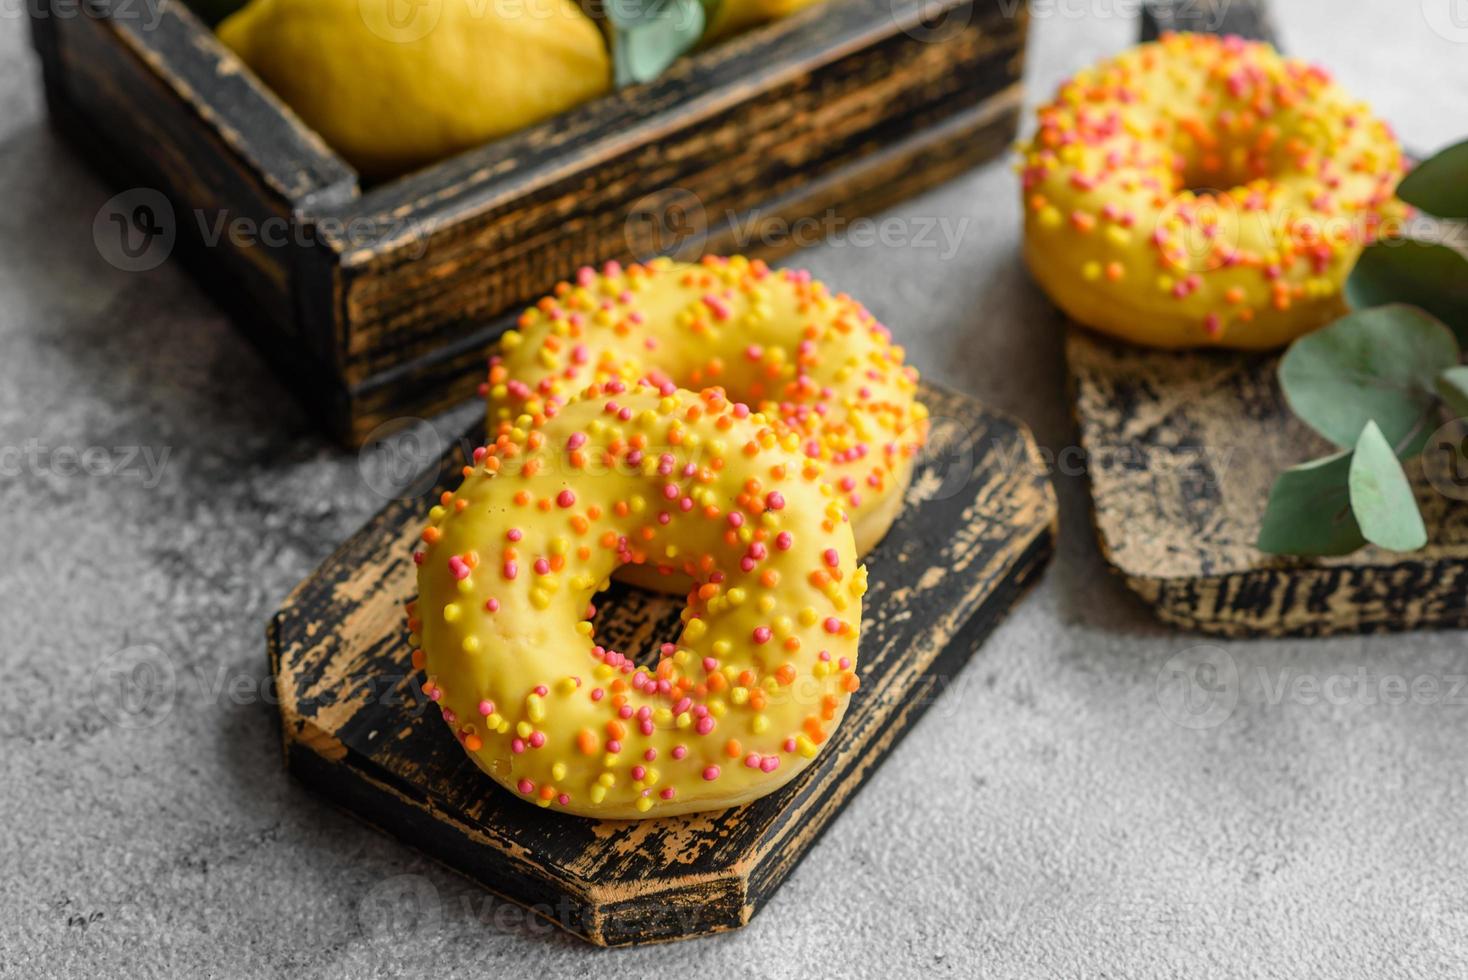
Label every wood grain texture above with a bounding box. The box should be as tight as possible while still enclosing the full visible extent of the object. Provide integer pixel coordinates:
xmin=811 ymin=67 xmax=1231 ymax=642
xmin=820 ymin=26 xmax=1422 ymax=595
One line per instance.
xmin=1068 ymin=327 xmax=1468 ymax=637
xmin=31 ymin=0 xmax=1026 ymax=446
xmin=269 ymin=382 xmax=1057 ymax=945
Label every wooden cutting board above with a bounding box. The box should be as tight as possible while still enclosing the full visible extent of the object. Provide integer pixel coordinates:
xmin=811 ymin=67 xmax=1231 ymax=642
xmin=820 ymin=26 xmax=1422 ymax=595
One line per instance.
xmin=268 ymin=381 xmax=1057 ymax=946
xmin=1068 ymin=329 xmax=1468 ymax=637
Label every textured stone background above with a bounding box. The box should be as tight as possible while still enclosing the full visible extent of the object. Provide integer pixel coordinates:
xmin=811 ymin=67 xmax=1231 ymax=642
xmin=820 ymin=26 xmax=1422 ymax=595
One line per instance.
xmin=3 ymin=2 xmax=1468 ymax=977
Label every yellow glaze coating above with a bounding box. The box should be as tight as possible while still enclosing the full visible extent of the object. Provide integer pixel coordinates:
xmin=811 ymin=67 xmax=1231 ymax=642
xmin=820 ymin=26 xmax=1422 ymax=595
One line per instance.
xmin=412 ymin=384 xmax=865 ymax=818
xmin=1018 ymin=33 xmax=1407 ymax=350
xmin=488 ymin=256 xmax=928 ymax=576
xmin=218 ymin=0 xmax=610 ymax=178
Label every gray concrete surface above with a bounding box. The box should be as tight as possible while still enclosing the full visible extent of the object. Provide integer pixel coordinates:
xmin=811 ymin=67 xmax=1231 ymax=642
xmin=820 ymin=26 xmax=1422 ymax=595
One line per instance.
xmin=4 ymin=2 xmax=1468 ymax=977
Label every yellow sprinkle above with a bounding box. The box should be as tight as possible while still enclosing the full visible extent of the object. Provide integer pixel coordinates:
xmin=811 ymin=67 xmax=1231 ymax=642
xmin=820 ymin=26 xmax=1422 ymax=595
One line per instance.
xmin=461 ymin=636 xmax=480 ymax=653
xmin=635 ymin=796 xmax=653 ymax=813
xmin=442 ymin=603 xmax=461 ymax=622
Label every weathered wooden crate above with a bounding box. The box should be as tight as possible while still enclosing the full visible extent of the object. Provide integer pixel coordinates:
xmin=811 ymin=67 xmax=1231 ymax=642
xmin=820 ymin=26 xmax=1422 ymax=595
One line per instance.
xmin=30 ymin=0 xmax=1028 ymax=443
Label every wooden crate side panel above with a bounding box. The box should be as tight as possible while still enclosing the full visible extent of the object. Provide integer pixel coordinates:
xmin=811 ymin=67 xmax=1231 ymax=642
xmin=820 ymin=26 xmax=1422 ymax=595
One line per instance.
xmin=334 ymin=93 xmax=1023 ymax=444
xmin=34 ymin=0 xmax=356 ymax=347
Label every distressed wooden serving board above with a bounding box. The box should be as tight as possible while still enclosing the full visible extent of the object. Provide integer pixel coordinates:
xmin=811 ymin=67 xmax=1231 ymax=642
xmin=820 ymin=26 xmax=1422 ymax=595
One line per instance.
xmin=268 ymin=383 xmax=1056 ymax=946
xmin=1068 ymin=328 xmax=1468 ymax=637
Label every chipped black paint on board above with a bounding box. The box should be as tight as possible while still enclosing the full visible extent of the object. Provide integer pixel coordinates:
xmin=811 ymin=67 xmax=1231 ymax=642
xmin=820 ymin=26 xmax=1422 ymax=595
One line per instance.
xmin=269 ymin=383 xmax=1057 ymax=945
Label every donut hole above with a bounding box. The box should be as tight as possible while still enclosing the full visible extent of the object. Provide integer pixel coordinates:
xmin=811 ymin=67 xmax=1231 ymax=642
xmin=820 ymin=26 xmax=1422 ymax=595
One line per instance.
xmin=584 ymin=580 xmax=686 ymax=670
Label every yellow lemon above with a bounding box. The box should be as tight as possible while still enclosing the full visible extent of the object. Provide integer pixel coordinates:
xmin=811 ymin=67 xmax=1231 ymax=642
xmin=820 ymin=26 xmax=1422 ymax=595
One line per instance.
xmin=219 ymin=0 xmax=611 ymax=178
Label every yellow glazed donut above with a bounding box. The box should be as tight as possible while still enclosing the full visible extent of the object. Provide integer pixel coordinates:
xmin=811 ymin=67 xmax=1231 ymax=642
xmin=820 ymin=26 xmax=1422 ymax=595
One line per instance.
xmin=485 ymin=255 xmax=927 ymax=576
xmin=410 ymin=383 xmax=865 ymax=818
xmin=1018 ymin=33 xmax=1408 ymax=350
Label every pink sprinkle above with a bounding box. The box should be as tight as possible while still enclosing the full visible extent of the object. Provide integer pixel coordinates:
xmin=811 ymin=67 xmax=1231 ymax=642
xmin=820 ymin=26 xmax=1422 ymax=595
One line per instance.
xmin=478 ymin=700 xmax=494 ymax=716
xmin=753 ymin=626 xmax=773 ymax=644
xmin=660 ymin=787 xmax=676 ymax=800
xmin=529 ymin=731 xmax=545 ymax=748
xmin=631 ymin=766 xmax=646 ymax=780
xmin=503 ymin=561 xmax=518 ymax=580
xmin=448 ymin=556 xmax=470 ymax=580
xmin=672 ymin=745 xmax=687 ymax=760
xmin=702 ymin=766 xmax=720 ymax=781
xmin=823 ymin=549 xmax=840 ymax=568
xmin=517 ymin=779 xmax=534 ymax=794
xmin=534 ymin=558 xmax=551 ymax=575
xmin=727 ymin=512 xmax=744 ymax=528
xmin=760 ymin=756 xmax=780 ymax=773
xmin=696 ymin=716 xmax=715 ymax=735
xmin=507 ymin=528 xmax=522 ymax=542
xmin=484 ymin=598 xmax=500 ymax=613
xmin=824 ymin=617 xmax=842 ymax=634
xmin=702 ymin=294 xmax=732 ymax=321
xmin=765 ymin=491 xmax=785 ymax=510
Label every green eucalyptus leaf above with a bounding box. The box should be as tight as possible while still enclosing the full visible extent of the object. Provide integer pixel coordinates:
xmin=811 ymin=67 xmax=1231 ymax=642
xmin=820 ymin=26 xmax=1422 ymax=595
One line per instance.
xmin=1397 ymin=139 xmax=1468 ymax=220
xmin=611 ymin=0 xmax=707 ymax=86
xmin=1279 ymin=304 xmax=1459 ymax=452
xmin=1257 ymin=451 xmax=1367 ymax=557
xmin=1438 ymin=366 xmax=1468 ymax=421
xmin=1346 ymin=240 xmax=1468 ymax=347
xmin=1349 ymin=421 xmax=1428 ymax=552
